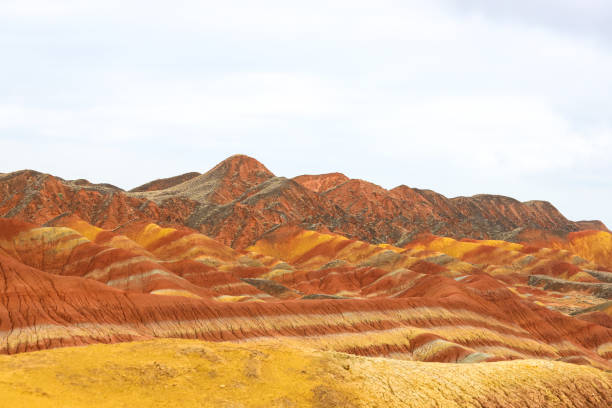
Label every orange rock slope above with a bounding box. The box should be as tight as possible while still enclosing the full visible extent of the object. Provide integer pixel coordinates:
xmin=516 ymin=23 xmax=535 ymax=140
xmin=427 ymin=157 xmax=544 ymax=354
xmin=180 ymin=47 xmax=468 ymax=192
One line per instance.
xmin=0 ymin=217 xmax=610 ymax=372
xmin=0 ymin=156 xmax=611 ymax=380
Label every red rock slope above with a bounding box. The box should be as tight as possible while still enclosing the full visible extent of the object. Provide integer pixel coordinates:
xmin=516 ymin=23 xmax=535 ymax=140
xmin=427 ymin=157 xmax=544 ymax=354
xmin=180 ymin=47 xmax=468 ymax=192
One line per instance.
xmin=129 ymin=172 xmax=201 ymax=192
xmin=0 ymin=218 xmax=611 ymax=371
xmin=1 ymin=155 xmax=607 ymax=249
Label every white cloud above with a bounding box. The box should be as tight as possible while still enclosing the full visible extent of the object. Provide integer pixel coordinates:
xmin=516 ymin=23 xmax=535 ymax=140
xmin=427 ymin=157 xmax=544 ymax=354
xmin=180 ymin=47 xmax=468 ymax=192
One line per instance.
xmin=0 ymin=71 xmax=345 ymax=144
xmin=0 ymin=1 xmax=611 ymax=227
xmin=369 ymin=95 xmax=611 ymax=172
xmin=441 ymin=0 xmax=612 ymax=45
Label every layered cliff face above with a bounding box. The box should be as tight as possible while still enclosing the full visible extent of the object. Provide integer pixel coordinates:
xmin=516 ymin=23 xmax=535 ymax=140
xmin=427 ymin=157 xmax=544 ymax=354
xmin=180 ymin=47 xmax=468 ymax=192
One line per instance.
xmin=0 ymin=155 xmax=607 ymax=250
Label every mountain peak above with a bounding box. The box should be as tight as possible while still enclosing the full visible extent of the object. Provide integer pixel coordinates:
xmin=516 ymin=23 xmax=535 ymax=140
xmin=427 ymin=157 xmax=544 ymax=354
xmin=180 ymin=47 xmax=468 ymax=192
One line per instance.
xmin=1 ymin=157 xmax=608 ymax=250
xmin=127 ymin=155 xmax=274 ymax=205
xmin=210 ymin=154 xmax=274 ymax=180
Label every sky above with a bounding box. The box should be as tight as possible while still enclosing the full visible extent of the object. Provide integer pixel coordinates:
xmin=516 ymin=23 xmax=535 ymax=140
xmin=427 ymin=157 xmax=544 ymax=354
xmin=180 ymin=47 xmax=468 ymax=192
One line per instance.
xmin=1 ymin=1 xmax=611 ymax=227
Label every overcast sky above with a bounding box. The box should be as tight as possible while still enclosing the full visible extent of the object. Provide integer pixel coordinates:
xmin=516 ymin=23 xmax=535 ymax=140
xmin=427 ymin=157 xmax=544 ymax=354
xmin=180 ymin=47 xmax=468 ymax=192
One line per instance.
xmin=1 ymin=1 xmax=611 ymax=227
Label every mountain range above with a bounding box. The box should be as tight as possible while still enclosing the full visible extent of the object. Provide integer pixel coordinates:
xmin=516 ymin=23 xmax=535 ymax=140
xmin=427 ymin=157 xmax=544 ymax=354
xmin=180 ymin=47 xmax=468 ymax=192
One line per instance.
xmin=1 ymin=154 xmax=608 ymax=249
xmin=0 ymin=154 xmax=611 ymax=407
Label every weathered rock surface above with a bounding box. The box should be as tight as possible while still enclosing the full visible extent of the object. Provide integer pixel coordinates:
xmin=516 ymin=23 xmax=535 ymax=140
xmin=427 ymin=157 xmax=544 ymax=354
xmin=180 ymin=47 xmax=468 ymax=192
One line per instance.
xmin=1 ymin=155 xmax=608 ymax=250
xmin=1 ymin=338 xmax=610 ymax=408
xmin=0 ymin=218 xmax=611 ymax=371
xmin=529 ymin=275 xmax=612 ymax=299
xmin=129 ymin=172 xmax=201 ymax=192
xmin=1 ymin=155 xmax=611 ymax=381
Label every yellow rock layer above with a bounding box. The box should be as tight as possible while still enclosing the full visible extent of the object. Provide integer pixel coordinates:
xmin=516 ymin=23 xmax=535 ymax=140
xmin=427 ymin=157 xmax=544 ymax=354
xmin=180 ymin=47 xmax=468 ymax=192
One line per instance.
xmin=149 ymin=289 xmax=203 ymax=299
xmin=122 ymin=223 xmax=238 ymax=262
xmin=61 ymin=217 xmax=153 ymax=256
xmin=249 ymin=229 xmax=415 ymax=270
xmin=406 ymin=235 xmax=599 ymax=274
xmin=560 ymin=231 xmax=612 ymax=268
xmin=0 ymin=338 xmax=610 ymax=408
xmin=58 ymin=217 xmax=104 ymax=241
xmin=129 ymin=223 xmax=179 ymax=249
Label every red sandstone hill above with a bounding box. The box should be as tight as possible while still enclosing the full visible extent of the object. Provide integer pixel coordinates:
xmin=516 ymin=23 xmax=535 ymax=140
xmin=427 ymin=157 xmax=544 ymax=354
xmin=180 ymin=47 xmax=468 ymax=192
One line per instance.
xmin=0 ymin=155 xmax=607 ymax=250
xmin=129 ymin=171 xmax=201 ymax=192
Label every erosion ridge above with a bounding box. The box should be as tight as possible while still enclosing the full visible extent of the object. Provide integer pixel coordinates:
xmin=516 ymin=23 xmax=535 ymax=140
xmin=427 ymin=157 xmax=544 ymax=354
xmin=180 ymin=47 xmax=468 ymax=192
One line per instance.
xmin=0 ymin=217 xmax=611 ymax=372
xmin=1 ymin=154 xmax=608 ymax=250
xmin=130 ymin=172 xmax=201 ymax=192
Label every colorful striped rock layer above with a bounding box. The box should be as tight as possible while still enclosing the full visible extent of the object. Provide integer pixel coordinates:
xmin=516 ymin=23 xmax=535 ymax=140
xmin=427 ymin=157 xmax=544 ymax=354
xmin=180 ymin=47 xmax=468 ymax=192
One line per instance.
xmin=1 ymin=158 xmax=611 ymax=406
xmin=0 ymin=218 xmax=610 ymax=371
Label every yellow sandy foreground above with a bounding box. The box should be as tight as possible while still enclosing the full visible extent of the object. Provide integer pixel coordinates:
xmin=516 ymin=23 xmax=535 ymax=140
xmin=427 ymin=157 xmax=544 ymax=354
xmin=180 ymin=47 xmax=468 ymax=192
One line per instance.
xmin=0 ymin=339 xmax=610 ymax=408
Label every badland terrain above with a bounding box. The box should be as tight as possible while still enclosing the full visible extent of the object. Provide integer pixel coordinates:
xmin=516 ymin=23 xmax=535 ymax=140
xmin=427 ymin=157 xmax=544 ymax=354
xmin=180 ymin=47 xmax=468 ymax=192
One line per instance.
xmin=0 ymin=154 xmax=611 ymax=407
